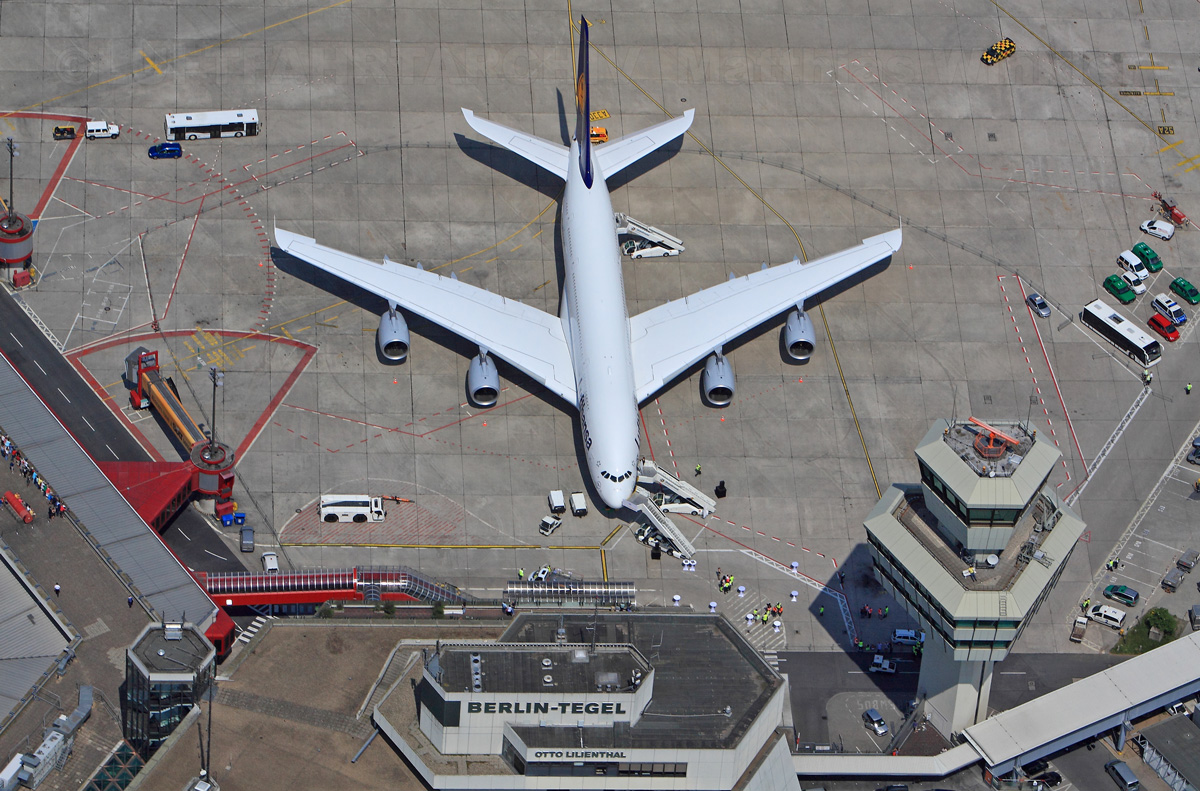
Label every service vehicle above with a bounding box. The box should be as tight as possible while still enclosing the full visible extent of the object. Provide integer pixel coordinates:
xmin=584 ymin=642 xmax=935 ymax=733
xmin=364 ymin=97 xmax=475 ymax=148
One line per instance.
xmin=148 ymin=142 xmax=183 ymax=159
xmin=1177 ymin=548 xmax=1199 ymax=571
xmin=1103 ymin=584 xmax=1139 ymax=606
xmin=1152 ymin=293 xmax=1187 ymax=325
xmin=1117 ymin=251 xmax=1149 ymax=282
xmin=1166 ymin=701 xmax=1187 ymax=716
xmin=538 ymin=515 xmax=562 ymax=536
xmin=1026 ymin=292 xmax=1051 ymax=317
xmin=85 ymin=120 xmax=120 ymax=139
xmin=1190 ymin=604 xmax=1200 ymax=631
xmin=1033 ymin=771 xmax=1063 ymax=788
xmin=260 ymin=551 xmax=279 ymax=573
xmin=1141 ymin=218 xmax=1175 ymax=240
xmin=319 ymin=494 xmax=386 ymax=523
xmin=547 ymin=489 xmax=566 ymax=514
xmin=891 ymin=629 xmax=924 ymax=645
xmin=981 ymin=37 xmax=1016 ymax=64
xmin=869 ymin=654 xmax=898 ymax=674
xmin=1170 ymin=276 xmax=1200 ymax=304
xmin=1131 ymin=242 xmax=1162 ymax=272
xmin=1089 ymin=603 xmax=1127 ymax=629
xmin=589 ymin=126 xmax=608 ymax=143
xmin=240 ymin=525 xmax=254 ymax=552
xmin=1148 ymin=313 xmax=1179 ymax=342
xmin=1104 ymin=758 xmax=1140 ymax=790
xmin=1120 ymin=271 xmax=1146 ymax=295
xmin=569 ymin=492 xmax=587 ymax=516
xmin=862 ymin=708 xmax=888 ymax=735
xmin=533 ymin=564 xmax=551 ymax=582
xmin=52 ymin=125 xmax=76 ymax=140
xmin=165 ymin=109 xmax=259 ymax=140
xmin=1069 ymin=615 xmax=1089 ymax=642
xmin=621 ymin=238 xmax=680 ymax=259
xmin=1080 ymin=299 xmax=1162 ymax=366
xmin=1103 ymin=274 xmax=1137 ymax=305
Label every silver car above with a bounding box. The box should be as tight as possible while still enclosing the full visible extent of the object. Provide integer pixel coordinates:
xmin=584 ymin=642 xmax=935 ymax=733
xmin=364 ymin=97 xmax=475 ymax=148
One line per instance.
xmin=1026 ymin=292 xmax=1051 ymax=317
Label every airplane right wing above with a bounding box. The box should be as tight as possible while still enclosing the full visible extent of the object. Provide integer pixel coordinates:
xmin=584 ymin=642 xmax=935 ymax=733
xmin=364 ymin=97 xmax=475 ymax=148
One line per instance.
xmin=628 ymin=230 xmax=901 ymax=403
xmin=461 ymin=109 xmax=569 ymax=180
xmin=275 ymin=228 xmax=578 ymax=406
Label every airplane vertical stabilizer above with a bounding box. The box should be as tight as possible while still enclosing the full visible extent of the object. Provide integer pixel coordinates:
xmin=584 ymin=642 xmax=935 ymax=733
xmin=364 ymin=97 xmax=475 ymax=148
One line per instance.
xmin=574 ymin=16 xmax=594 ymax=188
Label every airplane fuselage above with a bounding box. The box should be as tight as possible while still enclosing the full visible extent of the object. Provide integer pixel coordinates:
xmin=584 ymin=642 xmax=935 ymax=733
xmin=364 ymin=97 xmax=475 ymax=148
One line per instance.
xmin=560 ymin=139 xmax=640 ymax=508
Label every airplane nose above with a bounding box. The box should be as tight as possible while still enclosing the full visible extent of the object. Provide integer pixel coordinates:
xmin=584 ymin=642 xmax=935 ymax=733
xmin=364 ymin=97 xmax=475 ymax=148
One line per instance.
xmin=597 ymin=477 xmax=634 ymax=510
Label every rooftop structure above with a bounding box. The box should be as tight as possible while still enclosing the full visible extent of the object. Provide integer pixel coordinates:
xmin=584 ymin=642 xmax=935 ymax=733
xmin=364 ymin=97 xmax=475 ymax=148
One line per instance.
xmin=374 ymin=612 xmax=797 ymax=790
xmin=122 ymin=622 xmax=214 ymax=758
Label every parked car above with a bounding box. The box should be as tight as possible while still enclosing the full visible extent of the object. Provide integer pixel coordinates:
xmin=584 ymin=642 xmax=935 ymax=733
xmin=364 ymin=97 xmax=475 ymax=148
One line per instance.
xmin=85 ymin=120 xmax=120 ymax=139
xmin=862 ymin=708 xmax=888 ymax=735
xmin=1188 ymin=447 xmax=1200 ymax=465
xmin=1141 ymin=218 xmax=1175 ymax=240
xmin=148 ymin=142 xmax=183 ymax=159
xmin=1148 ymin=313 xmax=1179 ymax=341
xmin=1103 ymin=585 xmax=1139 ymax=606
xmin=1120 ymin=271 xmax=1146 ymax=295
xmin=1132 ymin=242 xmax=1162 ymax=272
xmin=1117 ymin=251 xmax=1149 ymax=282
xmin=1033 ymin=771 xmax=1063 ymax=788
xmin=1103 ymin=274 xmax=1136 ymax=304
xmin=1026 ymin=292 xmax=1051 ymax=317
xmin=1152 ymin=293 xmax=1187 ymax=325
xmin=1170 ymin=276 xmax=1200 ymax=305
xmin=52 ymin=125 xmax=76 ymax=140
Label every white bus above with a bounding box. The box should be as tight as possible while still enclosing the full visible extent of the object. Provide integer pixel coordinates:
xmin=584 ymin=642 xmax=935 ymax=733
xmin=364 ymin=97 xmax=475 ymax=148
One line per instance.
xmin=164 ymin=109 xmax=259 ymax=140
xmin=1080 ymin=299 xmax=1162 ymax=366
xmin=319 ymin=495 xmax=386 ymax=523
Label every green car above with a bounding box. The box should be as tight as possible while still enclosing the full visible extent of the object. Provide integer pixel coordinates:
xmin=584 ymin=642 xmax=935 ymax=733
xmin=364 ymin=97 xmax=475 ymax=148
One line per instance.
xmin=1171 ymin=276 xmax=1200 ymax=305
xmin=1103 ymin=584 xmax=1139 ymax=606
xmin=1103 ymin=274 xmax=1136 ymax=304
xmin=1132 ymin=242 xmax=1162 ymax=272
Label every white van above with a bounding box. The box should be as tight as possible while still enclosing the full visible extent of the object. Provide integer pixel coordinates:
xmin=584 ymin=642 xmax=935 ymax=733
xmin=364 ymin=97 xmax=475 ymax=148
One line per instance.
xmin=319 ymin=494 xmax=386 ymax=523
xmin=547 ymin=490 xmax=566 ymax=514
xmin=891 ymin=629 xmax=925 ymax=645
xmin=569 ymin=492 xmax=587 ymax=516
xmin=1117 ymin=251 xmax=1149 ymax=282
xmin=1152 ymin=293 xmax=1187 ymax=325
xmin=260 ymin=551 xmax=279 ymax=574
xmin=1090 ymin=604 xmax=1127 ymax=630
xmin=85 ymin=120 xmax=120 ymax=139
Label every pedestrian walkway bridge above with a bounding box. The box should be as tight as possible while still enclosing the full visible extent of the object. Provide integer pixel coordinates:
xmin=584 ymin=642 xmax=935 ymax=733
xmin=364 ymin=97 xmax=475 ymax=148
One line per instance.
xmin=196 ymin=565 xmax=465 ymax=607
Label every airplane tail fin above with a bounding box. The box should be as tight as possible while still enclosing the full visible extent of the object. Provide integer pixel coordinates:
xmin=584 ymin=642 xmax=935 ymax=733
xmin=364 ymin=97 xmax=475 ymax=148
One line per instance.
xmin=574 ymin=17 xmax=594 ymax=188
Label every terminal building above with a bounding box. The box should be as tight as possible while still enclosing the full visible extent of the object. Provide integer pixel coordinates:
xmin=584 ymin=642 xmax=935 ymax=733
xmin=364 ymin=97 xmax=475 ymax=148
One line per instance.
xmin=864 ymin=418 xmax=1086 ymax=739
xmin=374 ymin=612 xmax=800 ymax=790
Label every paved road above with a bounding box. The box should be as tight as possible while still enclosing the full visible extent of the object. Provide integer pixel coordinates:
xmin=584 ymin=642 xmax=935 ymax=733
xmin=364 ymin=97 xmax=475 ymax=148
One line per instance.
xmin=0 ymin=293 xmax=246 ymax=573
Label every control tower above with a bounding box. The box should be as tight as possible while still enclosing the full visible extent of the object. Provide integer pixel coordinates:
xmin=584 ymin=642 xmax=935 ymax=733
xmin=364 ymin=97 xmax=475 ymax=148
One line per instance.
xmin=863 ymin=418 xmax=1086 ymax=739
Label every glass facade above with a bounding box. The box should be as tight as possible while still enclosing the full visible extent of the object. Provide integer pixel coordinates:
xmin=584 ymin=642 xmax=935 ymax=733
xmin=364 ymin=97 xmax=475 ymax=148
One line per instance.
xmin=918 ymin=461 xmax=1026 ymax=527
xmin=122 ymin=654 xmax=213 ymax=758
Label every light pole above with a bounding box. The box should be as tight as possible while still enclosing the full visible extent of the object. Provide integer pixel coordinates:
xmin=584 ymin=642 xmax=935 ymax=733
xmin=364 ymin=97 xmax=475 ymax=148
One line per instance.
xmin=4 ymin=137 xmax=17 ymax=221
xmin=207 ymin=365 xmax=223 ymax=457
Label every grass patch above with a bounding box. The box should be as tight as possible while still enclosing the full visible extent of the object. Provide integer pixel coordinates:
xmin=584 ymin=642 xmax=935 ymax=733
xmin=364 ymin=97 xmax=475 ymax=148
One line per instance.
xmin=1113 ymin=607 xmax=1183 ymax=654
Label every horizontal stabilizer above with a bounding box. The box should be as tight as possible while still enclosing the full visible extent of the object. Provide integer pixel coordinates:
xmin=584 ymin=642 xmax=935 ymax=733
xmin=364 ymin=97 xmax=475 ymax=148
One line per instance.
xmin=461 ymin=109 xmax=569 ymax=180
xmin=594 ymin=110 xmax=694 ymax=180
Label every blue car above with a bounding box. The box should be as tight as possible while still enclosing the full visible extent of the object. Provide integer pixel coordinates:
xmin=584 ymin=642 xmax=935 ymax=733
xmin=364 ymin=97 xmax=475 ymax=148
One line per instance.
xmin=147 ymin=142 xmax=183 ymax=159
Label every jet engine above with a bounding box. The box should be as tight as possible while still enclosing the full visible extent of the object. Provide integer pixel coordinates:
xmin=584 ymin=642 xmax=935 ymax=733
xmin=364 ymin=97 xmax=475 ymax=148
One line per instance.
xmin=467 ymin=350 xmax=500 ymax=407
xmin=783 ymin=307 xmax=815 ymax=362
xmin=702 ymin=350 xmax=735 ymax=406
xmin=376 ymin=302 xmax=410 ymax=362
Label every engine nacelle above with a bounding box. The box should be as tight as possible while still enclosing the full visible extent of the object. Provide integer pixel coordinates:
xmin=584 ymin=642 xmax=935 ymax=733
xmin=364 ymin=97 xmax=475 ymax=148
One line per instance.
xmin=702 ymin=351 xmax=735 ymax=407
xmin=783 ymin=307 xmax=815 ymax=362
xmin=467 ymin=351 xmax=500 ymax=407
xmin=376 ymin=305 xmax=410 ymax=362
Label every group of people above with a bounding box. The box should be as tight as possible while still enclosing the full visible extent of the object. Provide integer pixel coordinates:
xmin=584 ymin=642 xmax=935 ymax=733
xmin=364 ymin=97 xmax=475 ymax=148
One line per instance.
xmin=749 ymin=604 xmax=784 ymax=625
xmin=1104 ymin=558 xmax=1119 ymax=571
xmin=859 ymin=604 xmax=889 ymax=619
xmin=717 ymin=571 xmax=736 ymax=594
xmin=1 ymin=434 xmax=66 ymax=520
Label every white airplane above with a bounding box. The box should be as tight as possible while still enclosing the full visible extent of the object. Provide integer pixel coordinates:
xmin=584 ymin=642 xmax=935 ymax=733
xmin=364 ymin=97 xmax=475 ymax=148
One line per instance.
xmin=275 ymin=17 xmax=901 ymax=510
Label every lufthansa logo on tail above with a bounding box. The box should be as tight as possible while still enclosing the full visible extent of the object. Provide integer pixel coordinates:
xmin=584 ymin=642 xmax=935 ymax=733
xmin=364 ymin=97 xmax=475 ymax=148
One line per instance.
xmin=575 ymin=72 xmax=587 ymax=114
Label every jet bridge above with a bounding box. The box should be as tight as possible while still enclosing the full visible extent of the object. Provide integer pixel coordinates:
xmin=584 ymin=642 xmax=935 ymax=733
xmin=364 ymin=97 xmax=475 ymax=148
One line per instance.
xmin=614 ymin=212 xmax=685 ymax=258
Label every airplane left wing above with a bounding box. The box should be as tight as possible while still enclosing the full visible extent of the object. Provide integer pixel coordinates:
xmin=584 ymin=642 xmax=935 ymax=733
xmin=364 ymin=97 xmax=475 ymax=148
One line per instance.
xmin=275 ymin=228 xmax=578 ymax=406
xmin=629 ymin=229 xmax=901 ymax=403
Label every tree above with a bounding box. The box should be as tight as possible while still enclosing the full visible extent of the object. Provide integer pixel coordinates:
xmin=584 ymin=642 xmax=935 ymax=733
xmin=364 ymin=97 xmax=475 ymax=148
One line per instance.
xmin=1144 ymin=607 xmax=1177 ymax=637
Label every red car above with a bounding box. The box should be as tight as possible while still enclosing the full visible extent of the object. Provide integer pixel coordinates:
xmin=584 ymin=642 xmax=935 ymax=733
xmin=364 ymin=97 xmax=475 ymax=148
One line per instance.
xmin=1149 ymin=312 xmax=1179 ymax=341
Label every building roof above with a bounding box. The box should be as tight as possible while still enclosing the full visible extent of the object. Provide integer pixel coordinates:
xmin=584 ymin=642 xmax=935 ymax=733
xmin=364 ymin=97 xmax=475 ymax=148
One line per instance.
xmin=0 ymin=355 xmax=216 ymax=629
xmin=962 ymin=632 xmax=1200 ymax=768
xmin=915 ymin=420 xmax=1058 ymax=508
xmin=128 ymin=622 xmax=213 ymax=679
xmin=865 ymin=484 xmax=1085 ymax=619
xmin=0 ymin=545 xmax=73 ymax=728
xmin=500 ymin=613 xmax=781 ymax=750
xmin=1141 ymin=715 xmax=1200 ymax=786
xmin=435 ymin=645 xmax=646 ymax=695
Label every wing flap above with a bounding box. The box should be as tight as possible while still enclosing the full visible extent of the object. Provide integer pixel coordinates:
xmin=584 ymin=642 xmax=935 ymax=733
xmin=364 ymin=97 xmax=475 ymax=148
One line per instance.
xmin=629 ymin=229 xmax=901 ymax=402
xmin=276 ymin=228 xmax=577 ymax=406
xmin=461 ymin=109 xmax=569 ymax=180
